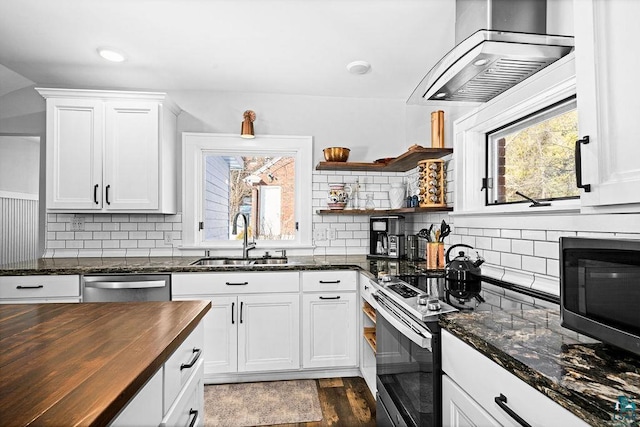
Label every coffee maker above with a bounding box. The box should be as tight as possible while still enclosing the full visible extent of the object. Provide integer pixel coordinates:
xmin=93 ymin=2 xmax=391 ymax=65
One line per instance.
xmin=369 ymin=215 xmax=405 ymax=259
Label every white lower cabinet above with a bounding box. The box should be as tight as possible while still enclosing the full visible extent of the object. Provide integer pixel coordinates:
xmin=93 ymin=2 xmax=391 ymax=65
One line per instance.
xmin=172 ymin=272 xmax=300 ymax=377
xmin=442 ymin=330 xmax=590 ymax=427
xmin=302 ymin=292 xmax=357 ymax=368
xmin=442 ymin=374 xmax=500 ymax=427
xmin=301 ymin=271 xmax=358 ymax=369
xmin=0 ymin=275 xmax=80 ymax=303
xmin=110 ymin=320 xmax=205 ymax=427
xmin=239 ymin=293 xmax=300 ymax=372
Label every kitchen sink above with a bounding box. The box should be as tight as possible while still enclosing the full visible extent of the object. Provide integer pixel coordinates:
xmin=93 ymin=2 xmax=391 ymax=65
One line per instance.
xmin=190 ymin=257 xmax=288 ymax=266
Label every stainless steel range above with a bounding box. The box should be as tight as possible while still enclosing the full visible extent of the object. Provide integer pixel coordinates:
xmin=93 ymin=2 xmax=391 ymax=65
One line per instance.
xmin=374 ymin=275 xmax=457 ymax=427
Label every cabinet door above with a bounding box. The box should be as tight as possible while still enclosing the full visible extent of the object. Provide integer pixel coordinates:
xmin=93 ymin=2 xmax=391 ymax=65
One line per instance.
xmin=442 ymin=375 xmax=500 ymax=427
xmin=238 ymin=293 xmax=300 ymax=372
xmin=575 ymin=0 xmax=640 ymax=211
xmin=46 ymin=98 xmax=103 ymax=209
xmin=104 ymin=101 xmax=159 ymax=210
xmin=203 ymin=296 xmax=238 ymax=375
xmin=110 ymin=367 xmax=163 ymax=426
xmin=302 ymin=292 xmax=357 ymax=369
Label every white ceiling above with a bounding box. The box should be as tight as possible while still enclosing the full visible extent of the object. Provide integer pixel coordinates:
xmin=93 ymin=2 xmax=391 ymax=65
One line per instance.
xmin=0 ymin=0 xmax=456 ymax=100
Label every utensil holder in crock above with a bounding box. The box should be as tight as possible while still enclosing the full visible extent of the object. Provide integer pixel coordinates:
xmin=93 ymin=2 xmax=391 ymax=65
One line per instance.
xmin=426 ymin=242 xmax=445 ymax=269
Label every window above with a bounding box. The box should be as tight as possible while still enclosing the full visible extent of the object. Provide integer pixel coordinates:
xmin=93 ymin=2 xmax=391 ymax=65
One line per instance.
xmin=183 ymin=134 xmax=312 ymax=248
xmin=485 ymin=97 xmax=579 ymax=205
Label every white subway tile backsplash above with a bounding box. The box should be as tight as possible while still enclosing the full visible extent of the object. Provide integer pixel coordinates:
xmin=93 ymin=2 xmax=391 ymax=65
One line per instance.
xmin=512 ymin=239 xmax=534 ymax=255
xmin=129 ymin=231 xmax=147 ymax=240
xmin=547 ymin=259 xmax=560 ymax=277
xmin=522 ymin=255 xmax=546 ymax=274
xmin=138 ymin=223 xmax=155 ymax=231
xmin=74 ymin=232 xmax=93 ymax=240
xmin=546 ymin=230 xmax=576 ymax=242
xmin=109 ymin=231 xmax=127 ymax=240
xmin=501 ymin=252 xmax=522 ymax=269
xmin=84 ymin=240 xmax=102 ymax=249
xmin=492 ymin=237 xmax=511 ymax=252
xmin=475 ymin=236 xmax=491 ymax=250
xmin=521 ymin=230 xmax=546 ymax=240
xmin=93 ymin=231 xmax=110 ymax=240
xmin=120 ymin=239 xmax=137 ymax=249
xmin=483 ymin=229 xmax=500 ymax=237
xmin=48 ymin=222 xmax=66 ymax=232
xmin=534 ymin=241 xmax=558 ymax=259
xmin=102 ymin=240 xmax=120 ymax=249
xmin=56 ymin=232 xmax=74 ymax=240
xmin=102 ymin=223 xmax=120 ymax=231
xmin=501 ymin=229 xmax=521 ymax=239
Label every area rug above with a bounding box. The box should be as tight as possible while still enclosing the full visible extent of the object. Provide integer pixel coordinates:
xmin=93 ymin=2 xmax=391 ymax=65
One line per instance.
xmin=204 ymin=379 xmax=323 ymax=427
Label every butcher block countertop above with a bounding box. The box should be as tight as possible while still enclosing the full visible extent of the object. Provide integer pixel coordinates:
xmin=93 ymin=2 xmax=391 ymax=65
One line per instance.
xmin=0 ymin=300 xmax=211 ymax=426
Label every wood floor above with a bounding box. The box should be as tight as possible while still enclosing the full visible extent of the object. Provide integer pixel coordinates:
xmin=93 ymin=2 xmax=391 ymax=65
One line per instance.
xmin=273 ymin=377 xmax=376 ymax=427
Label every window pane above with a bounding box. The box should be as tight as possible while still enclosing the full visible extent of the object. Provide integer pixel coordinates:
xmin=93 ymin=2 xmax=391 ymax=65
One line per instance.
xmin=203 ymin=155 xmax=296 ymax=241
xmin=486 ymin=101 xmax=579 ymax=205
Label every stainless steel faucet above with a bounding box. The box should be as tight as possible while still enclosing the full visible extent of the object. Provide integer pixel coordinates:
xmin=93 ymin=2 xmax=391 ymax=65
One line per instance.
xmin=232 ymin=213 xmax=256 ymax=258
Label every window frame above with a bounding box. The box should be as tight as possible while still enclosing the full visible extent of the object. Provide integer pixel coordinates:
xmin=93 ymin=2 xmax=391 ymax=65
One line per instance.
xmin=452 ymin=53 xmax=580 ymax=216
xmin=182 ymin=133 xmax=313 ymax=249
xmin=484 ymin=96 xmax=579 ymax=207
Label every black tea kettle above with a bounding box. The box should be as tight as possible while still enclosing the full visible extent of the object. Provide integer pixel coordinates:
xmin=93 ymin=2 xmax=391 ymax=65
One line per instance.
xmin=444 ymin=244 xmax=485 ymax=302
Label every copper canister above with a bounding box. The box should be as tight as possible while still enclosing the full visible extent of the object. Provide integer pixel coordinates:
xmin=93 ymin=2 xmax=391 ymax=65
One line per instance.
xmin=431 ymin=110 xmax=444 ymax=148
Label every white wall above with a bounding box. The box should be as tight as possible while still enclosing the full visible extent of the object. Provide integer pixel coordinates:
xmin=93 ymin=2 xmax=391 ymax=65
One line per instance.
xmin=0 ymin=136 xmax=39 ymax=194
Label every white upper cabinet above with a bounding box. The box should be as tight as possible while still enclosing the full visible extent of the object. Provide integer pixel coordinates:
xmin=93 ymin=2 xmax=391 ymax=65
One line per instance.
xmin=574 ymin=0 xmax=640 ymax=212
xmin=37 ymin=88 xmax=180 ymax=213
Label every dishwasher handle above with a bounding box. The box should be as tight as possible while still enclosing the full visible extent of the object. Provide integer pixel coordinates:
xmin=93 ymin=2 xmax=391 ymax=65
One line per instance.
xmin=84 ymin=280 xmax=166 ymax=290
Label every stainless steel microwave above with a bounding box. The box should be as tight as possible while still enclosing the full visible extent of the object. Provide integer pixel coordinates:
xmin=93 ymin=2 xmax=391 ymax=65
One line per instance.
xmin=560 ymin=237 xmax=640 ymax=356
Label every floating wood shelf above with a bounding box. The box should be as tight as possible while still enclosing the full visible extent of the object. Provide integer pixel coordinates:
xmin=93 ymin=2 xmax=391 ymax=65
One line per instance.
xmin=364 ymin=327 xmax=377 ymax=353
xmin=316 ymin=146 xmax=453 ymax=172
xmin=316 ymin=206 xmax=453 ymax=215
xmin=363 ymin=302 xmax=376 ymax=324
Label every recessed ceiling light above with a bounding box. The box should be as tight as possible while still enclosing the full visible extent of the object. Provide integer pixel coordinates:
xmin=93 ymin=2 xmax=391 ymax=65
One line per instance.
xmin=97 ymin=48 xmax=126 ymax=63
xmin=346 ymin=61 xmax=371 ymax=75
xmin=435 ymin=92 xmax=447 ymax=98
xmin=473 ymin=59 xmax=488 ymax=66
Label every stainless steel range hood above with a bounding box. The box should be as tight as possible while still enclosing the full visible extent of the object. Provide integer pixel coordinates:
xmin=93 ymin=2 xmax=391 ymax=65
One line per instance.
xmin=407 ymin=0 xmax=574 ymax=104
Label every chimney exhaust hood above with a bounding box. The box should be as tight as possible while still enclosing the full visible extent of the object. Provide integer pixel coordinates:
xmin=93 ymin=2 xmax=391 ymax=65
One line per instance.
xmin=407 ymin=0 xmax=574 ymax=105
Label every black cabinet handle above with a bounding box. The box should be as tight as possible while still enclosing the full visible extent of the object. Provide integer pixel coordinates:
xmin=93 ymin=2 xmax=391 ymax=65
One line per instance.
xmin=226 ymin=281 xmax=248 ymax=286
xmin=575 ymin=135 xmax=591 ymax=193
xmin=180 ymin=347 xmax=202 ymax=370
xmin=364 ymin=285 xmax=369 ymax=290
xmin=240 ymin=301 xmax=244 ymax=323
xmin=188 ymin=409 xmax=198 ymax=427
xmin=16 ymin=285 xmax=44 ymax=290
xmin=93 ymin=184 xmax=99 ymax=205
xmin=319 ymin=296 xmax=341 ymax=300
xmin=231 ymin=302 xmax=235 ymax=324
xmin=319 ymin=280 xmax=340 ymax=284
xmin=105 ymin=184 xmax=111 ymax=205
xmin=494 ymin=394 xmax=531 ymax=427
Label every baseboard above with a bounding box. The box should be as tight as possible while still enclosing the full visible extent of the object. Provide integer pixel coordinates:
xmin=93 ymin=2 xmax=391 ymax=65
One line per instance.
xmin=204 ymin=367 xmax=362 ymax=384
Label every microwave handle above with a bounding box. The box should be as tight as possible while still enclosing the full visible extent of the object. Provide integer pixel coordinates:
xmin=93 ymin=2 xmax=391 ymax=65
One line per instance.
xmin=375 ymin=295 xmax=432 ymax=349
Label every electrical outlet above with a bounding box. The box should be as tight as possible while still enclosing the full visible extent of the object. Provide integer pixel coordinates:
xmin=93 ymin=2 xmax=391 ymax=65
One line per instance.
xmin=70 ymin=215 xmax=85 ymax=231
xmin=164 ymin=232 xmax=173 ymax=245
xmin=327 ymin=228 xmax=337 ymax=240
xmin=313 ymin=228 xmax=326 ymax=241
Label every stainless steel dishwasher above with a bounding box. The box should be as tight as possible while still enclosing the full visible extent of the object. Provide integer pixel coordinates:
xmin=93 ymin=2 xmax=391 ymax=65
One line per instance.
xmin=82 ymin=274 xmax=171 ymax=302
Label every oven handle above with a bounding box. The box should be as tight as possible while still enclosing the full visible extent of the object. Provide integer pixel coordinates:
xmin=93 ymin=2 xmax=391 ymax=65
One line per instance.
xmin=375 ymin=294 xmax=432 ymax=350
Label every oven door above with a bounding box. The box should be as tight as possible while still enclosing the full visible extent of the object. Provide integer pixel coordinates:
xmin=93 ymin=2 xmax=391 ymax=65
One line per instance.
xmin=375 ymin=295 xmax=441 ymax=427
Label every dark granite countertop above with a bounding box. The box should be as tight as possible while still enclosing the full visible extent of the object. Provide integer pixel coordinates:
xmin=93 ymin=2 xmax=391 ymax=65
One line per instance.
xmin=0 ymin=255 xmax=371 ymax=276
xmin=440 ymin=309 xmax=640 ymax=427
xmin=0 ymin=255 xmax=436 ymax=277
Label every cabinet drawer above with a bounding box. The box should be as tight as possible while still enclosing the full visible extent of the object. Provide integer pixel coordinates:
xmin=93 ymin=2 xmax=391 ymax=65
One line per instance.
xmin=172 ymin=272 xmax=299 ymax=296
xmin=0 ymin=275 xmax=80 ymax=300
xmin=442 ymin=330 xmax=590 ymax=427
xmin=302 ymin=271 xmax=357 ymax=292
xmin=164 ymin=322 xmax=204 ymax=413
xmin=161 ymin=359 xmax=204 ymax=427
